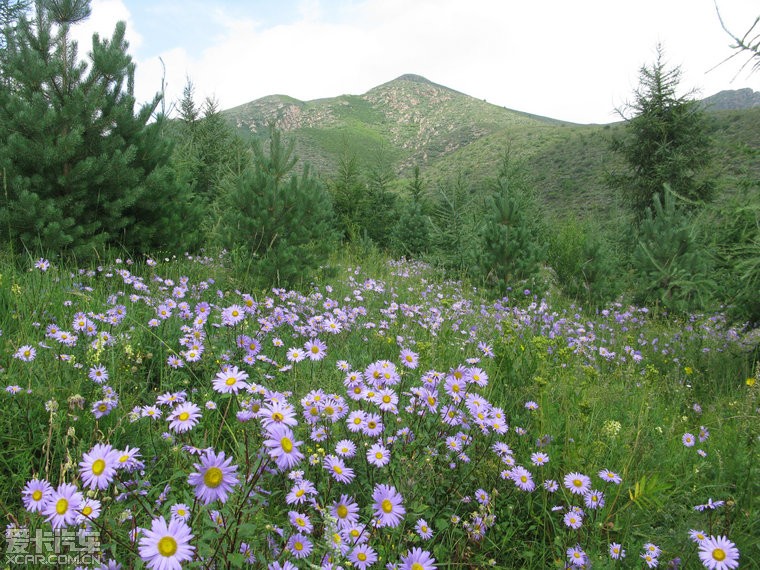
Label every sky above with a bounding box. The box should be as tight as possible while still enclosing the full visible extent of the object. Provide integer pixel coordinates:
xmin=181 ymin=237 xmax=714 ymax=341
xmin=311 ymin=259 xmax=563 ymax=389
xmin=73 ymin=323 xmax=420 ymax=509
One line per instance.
xmin=71 ymin=0 xmax=760 ymax=124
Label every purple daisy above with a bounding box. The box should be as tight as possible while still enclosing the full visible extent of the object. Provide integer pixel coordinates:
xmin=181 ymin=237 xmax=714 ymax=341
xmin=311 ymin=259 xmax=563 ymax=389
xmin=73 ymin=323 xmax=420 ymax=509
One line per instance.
xmin=187 ymin=449 xmax=239 ymax=504
xmin=372 ymin=483 xmax=405 ymax=528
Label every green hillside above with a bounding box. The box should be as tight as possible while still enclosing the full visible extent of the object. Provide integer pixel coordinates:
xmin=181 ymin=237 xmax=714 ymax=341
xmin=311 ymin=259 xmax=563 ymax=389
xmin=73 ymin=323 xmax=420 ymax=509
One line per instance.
xmin=222 ymin=77 xmax=760 ymax=223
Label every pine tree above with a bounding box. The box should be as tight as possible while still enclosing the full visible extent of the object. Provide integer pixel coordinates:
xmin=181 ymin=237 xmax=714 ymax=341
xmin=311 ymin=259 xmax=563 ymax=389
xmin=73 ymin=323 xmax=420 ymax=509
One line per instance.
xmin=362 ymin=151 xmax=397 ymax=249
xmin=632 ymin=187 xmax=714 ymax=313
xmin=429 ymin=172 xmax=480 ymax=272
xmin=392 ymin=166 xmax=431 ymax=256
xmin=329 ymin=147 xmax=366 ymax=241
xmin=211 ymin=128 xmax=337 ymax=288
xmin=477 ymin=152 xmax=546 ymax=292
xmin=0 ymin=0 xmax=186 ymax=256
xmin=611 ymin=45 xmax=713 ymax=221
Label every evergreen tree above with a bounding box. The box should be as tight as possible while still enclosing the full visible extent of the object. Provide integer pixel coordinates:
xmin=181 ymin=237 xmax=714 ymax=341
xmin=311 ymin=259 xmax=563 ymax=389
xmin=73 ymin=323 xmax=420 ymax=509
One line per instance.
xmin=632 ymin=187 xmax=714 ymax=313
xmin=362 ymin=150 xmax=397 ymax=249
xmin=211 ymin=128 xmax=337 ymax=288
xmin=611 ymin=45 xmax=714 ymax=221
xmin=392 ymin=166 xmax=431 ymax=256
xmin=429 ymin=172 xmax=480 ymax=272
xmin=0 ymin=0 xmax=187 ymax=255
xmin=329 ymin=147 xmax=366 ymax=241
xmin=477 ymin=153 xmax=546 ymax=292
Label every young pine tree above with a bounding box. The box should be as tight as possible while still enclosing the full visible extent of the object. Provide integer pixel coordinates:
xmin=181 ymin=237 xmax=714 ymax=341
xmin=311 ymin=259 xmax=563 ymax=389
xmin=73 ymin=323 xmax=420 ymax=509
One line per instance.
xmin=632 ymin=187 xmax=715 ymax=313
xmin=211 ymin=128 xmax=337 ymax=288
xmin=611 ymin=44 xmax=714 ymax=222
xmin=0 ymin=0 xmax=187 ymax=256
xmin=392 ymin=166 xmax=431 ymax=257
xmin=477 ymin=153 xmax=546 ymax=293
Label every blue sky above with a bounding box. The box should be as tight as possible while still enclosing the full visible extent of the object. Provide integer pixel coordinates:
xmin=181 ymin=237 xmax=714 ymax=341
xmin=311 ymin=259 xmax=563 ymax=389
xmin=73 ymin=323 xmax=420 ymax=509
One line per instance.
xmin=74 ymin=0 xmax=760 ymax=124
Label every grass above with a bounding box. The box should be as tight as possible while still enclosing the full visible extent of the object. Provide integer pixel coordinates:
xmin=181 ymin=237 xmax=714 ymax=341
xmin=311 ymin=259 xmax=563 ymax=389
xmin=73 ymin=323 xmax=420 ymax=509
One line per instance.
xmin=0 ymin=250 xmax=758 ymax=568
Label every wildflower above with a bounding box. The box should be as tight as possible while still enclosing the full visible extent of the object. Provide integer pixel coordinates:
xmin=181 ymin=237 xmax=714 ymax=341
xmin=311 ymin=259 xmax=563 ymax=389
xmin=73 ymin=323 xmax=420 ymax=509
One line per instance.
xmin=22 ymin=478 xmax=52 ymax=513
xmin=694 ymin=498 xmax=725 ymax=511
xmin=350 ymin=543 xmax=378 ymax=569
xmin=43 ymin=483 xmax=83 ymax=528
xmin=212 ymin=365 xmax=249 ymax=394
xmin=286 ymin=480 xmax=317 ymax=505
xmin=88 ymin=365 xmax=109 ymax=384
xmin=138 ymin=515 xmax=195 ymax=570
xmin=171 ymin=504 xmax=191 ymax=522
xmin=221 ymin=304 xmax=245 ymax=326
xmin=690 ymin=529 xmax=708 ymax=544
xmin=372 ymin=483 xmax=405 ymax=528
xmin=609 ymin=542 xmax=626 ymax=559
xmin=525 ymin=400 xmax=539 ymax=410
xmin=76 ymin=498 xmax=101 ymax=523
xmin=530 ymin=452 xmax=549 ymax=466
xmin=323 ymin=455 xmax=355 ymax=484
xmin=543 ymin=479 xmax=559 ymax=493
xmin=331 ymin=494 xmax=360 ymax=528
xmin=641 ymin=552 xmax=659 ymax=568
xmin=188 ymin=449 xmax=239 ymax=505
xmin=35 ymin=258 xmax=50 ymax=271
xmin=366 ymin=443 xmax=390 ymax=467
xmin=416 ymin=518 xmax=433 ymax=539
xmin=399 ymin=348 xmax=419 ymax=369
xmin=167 ymin=402 xmax=202 ymax=433
xmin=79 ymin=444 xmax=120 ymax=490
xmin=399 ymin=547 xmax=436 ymax=570
xmin=567 ymin=545 xmax=588 ymax=567
xmin=698 ymin=426 xmax=710 ymax=442
xmin=564 ymin=472 xmax=591 ymax=495
xmin=304 ymin=338 xmax=327 ymax=361
xmin=584 ymin=489 xmax=605 ymax=509
xmin=683 ymin=433 xmax=696 ymax=447
xmin=698 ymin=535 xmax=740 ymax=569
xmin=263 ymin=424 xmax=304 ymax=471
xmin=288 ymin=511 xmax=313 ymax=534
xmin=335 ymin=439 xmax=357 ymax=458
xmin=598 ymin=469 xmax=622 ymax=484
xmin=287 ymin=533 xmax=313 ymax=559
xmin=511 ymin=466 xmax=535 ymax=492
xmin=286 ymin=348 xmax=305 ymax=363
xmin=14 ymin=345 xmax=36 ymax=362
xmin=563 ymin=510 xmax=583 ymax=529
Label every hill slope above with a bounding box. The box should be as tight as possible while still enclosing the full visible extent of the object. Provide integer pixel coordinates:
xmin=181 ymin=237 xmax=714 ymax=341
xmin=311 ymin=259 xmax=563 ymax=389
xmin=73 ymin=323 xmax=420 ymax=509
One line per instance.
xmin=222 ymin=77 xmax=760 ymax=224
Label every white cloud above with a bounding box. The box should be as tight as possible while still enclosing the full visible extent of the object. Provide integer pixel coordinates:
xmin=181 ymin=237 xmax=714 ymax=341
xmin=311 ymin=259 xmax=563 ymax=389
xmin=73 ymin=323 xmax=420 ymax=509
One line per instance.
xmin=89 ymin=0 xmax=760 ymax=123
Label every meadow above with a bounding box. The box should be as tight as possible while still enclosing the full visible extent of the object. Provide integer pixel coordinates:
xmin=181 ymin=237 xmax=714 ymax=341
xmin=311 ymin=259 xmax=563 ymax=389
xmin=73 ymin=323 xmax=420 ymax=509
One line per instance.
xmin=0 ymin=250 xmax=757 ymax=569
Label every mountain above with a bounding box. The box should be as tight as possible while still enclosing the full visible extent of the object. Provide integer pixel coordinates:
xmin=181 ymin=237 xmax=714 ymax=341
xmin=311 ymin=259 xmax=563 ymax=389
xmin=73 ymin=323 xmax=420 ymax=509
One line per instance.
xmin=222 ymin=75 xmax=760 ymax=224
xmin=701 ymin=88 xmax=760 ymax=111
xmin=223 ymin=74 xmax=570 ymax=175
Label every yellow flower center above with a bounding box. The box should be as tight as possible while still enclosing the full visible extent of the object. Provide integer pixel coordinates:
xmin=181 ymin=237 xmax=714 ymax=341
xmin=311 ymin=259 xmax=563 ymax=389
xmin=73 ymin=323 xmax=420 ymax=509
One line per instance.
xmin=353 ymin=417 xmax=362 ymax=424
xmin=382 ymin=395 xmax=391 ymax=404
xmin=520 ymin=475 xmax=528 ymax=483
xmin=272 ymin=412 xmax=284 ymax=422
xmin=81 ymin=506 xmax=93 ymax=516
xmin=412 ymin=563 xmax=424 ymax=570
xmin=178 ymin=412 xmax=190 ymax=421
xmin=333 ymin=465 xmax=343 ymax=474
xmin=712 ymin=548 xmax=726 ymax=561
xmin=56 ymin=498 xmax=68 ymax=515
xmin=367 ymin=421 xmax=377 ymax=430
xmin=452 ymin=384 xmax=460 ymax=393
xmin=381 ymin=499 xmax=393 ymax=513
xmin=91 ymin=459 xmax=106 ymax=476
xmin=296 ymin=517 xmax=306 ymax=527
xmin=225 ymin=377 xmax=236 ymax=386
xmin=204 ymin=467 xmax=223 ymax=488
xmin=157 ymin=536 xmax=178 ymax=557
xmin=119 ymin=455 xmax=129 ymax=463
xmin=32 ymin=490 xmax=43 ymax=501
xmin=337 ymin=505 xmax=348 ymax=518
xmin=281 ymin=437 xmax=293 ymax=453
xmin=295 ymin=489 xmax=305 ymax=497
xmin=294 ymin=541 xmax=303 ymax=552
xmin=358 ymin=552 xmax=367 ymax=561
xmin=375 ymin=452 xmax=384 ymax=460
xmin=573 ymin=479 xmax=582 ymax=487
